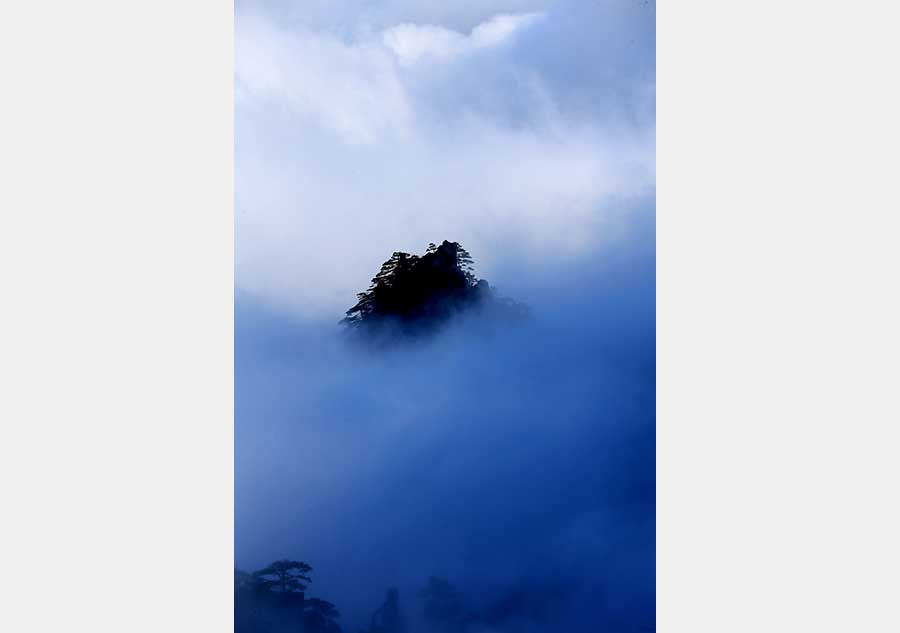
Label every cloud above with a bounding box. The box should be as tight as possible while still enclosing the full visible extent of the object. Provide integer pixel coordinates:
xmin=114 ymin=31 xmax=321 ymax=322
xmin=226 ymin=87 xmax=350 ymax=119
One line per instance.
xmin=382 ymin=13 xmax=542 ymax=66
xmin=235 ymin=14 xmax=412 ymax=144
xmin=235 ymin=204 xmax=656 ymax=631
xmin=235 ymin=1 xmax=655 ymax=319
xmin=234 ymin=3 xmax=656 ymax=630
xmin=236 ymin=0 xmax=553 ymax=33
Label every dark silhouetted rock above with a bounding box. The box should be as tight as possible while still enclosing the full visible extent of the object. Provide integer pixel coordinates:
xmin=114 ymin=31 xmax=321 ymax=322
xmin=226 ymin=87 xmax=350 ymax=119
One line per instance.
xmin=341 ymin=241 xmax=528 ymax=338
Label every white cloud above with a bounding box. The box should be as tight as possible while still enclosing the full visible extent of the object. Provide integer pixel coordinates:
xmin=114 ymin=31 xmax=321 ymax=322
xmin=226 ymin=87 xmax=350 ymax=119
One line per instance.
xmin=236 ymin=0 xmax=553 ymax=33
xmin=382 ymin=13 xmax=541 ymax=66
xmin=471 ymin=12 xmax=542 ymax=46
xmin=236 ymin=15 xmax=412 ymax=144
xmin=235 ymin=2 xmax=655 ymax=318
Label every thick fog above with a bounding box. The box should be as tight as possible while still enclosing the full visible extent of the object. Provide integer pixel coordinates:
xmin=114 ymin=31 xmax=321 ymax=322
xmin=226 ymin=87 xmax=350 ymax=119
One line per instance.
xmin=236 ymin=203 xmax=654 ymax=632
xmin=236 ymin=1 xmax=654 ymax=630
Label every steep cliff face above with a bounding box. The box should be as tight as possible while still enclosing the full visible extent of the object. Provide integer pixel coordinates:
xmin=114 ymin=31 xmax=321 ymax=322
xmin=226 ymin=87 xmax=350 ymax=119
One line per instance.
xmin=341 ymin=241 xmax=527 ymax=336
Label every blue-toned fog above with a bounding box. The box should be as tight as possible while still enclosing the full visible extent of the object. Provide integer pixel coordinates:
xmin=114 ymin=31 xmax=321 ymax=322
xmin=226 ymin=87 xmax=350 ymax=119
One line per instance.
xmin=236 ymin=1 xmax=654 ymax=630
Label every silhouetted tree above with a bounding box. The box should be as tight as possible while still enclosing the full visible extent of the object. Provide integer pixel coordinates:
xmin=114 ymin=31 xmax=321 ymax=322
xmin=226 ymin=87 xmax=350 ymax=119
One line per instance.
xmin=253 ymin=559 xmax=313 ymax=596
xmin=236 ymin=559 xmax=344 ymax=633
xmin=454 ymin=244 xmax=476 ymax=284
xmin=304 ymin=598 xmax=342 ymax=633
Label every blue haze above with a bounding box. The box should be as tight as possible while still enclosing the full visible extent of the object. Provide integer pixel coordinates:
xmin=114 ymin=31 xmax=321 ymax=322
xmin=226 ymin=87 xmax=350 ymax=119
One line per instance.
xmin=236 ymin=2 xmax=655 ymax=630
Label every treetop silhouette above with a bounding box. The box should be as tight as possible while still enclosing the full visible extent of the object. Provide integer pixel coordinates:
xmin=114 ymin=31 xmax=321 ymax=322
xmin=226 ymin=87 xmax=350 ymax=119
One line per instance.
xmin=252 ymin=559 xmax=313 ymax=594
xmin=341 ymin=240 xmax=527 ymax=336
xmin=236 ymin=559 xmax=342 ymax=633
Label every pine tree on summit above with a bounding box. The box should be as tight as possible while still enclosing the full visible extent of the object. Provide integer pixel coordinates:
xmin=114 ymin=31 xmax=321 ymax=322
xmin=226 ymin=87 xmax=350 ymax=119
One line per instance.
xmin=341 ymin=240 xmax=526 ymax=335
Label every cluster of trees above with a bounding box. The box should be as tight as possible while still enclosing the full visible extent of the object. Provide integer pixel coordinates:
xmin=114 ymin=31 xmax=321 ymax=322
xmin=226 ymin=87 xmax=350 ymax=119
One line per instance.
xmin=235 ymin=560 xmax=341 ymax=633
xmin=235 ymin=560 xmax=568 ymax=633
xmin=341 ymin=240 xmax=528 ymax=337
xmin=234 ymin=560 xmax=404 ymax=633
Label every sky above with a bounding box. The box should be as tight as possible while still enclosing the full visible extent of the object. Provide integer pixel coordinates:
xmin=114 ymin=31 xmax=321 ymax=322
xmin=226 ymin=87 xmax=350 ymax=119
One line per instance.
xmin=235 ymin=1 xmax=655 ymax=631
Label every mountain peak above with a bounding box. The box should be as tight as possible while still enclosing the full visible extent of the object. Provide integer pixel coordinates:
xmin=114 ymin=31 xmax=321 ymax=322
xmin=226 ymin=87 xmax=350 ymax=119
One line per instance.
xmin=341 ymin=241 xmax=526 ymax=337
